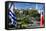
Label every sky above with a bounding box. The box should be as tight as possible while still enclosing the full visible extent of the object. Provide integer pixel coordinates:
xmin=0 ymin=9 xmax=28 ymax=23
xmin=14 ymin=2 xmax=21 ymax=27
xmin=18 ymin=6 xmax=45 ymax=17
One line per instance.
xmin=9 ymin=2 xmax=45 ymax=13
xmin=14 ymin=2 xmax=45 ymax=10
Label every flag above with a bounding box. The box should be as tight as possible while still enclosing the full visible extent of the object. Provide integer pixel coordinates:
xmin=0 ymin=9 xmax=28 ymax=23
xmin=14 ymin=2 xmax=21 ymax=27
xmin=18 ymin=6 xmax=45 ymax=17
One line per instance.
xmin=8 ymin=3 xmax=16 ymax=26
xmin=40 ymin=12 xmax=44 ymax=27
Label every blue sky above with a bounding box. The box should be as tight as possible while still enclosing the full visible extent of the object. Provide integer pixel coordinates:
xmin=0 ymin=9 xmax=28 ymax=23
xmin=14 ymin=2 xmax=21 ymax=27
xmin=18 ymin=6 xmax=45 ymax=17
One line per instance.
xmin=15 ymin=3 xmax=36 ymax=9
xmin=14 ymin=3 xmax=44 ymax=10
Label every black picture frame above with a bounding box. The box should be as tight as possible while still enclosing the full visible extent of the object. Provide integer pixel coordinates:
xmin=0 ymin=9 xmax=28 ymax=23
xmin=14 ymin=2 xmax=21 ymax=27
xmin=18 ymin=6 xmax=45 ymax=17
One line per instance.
xmin=5 ymin=1 xmax=45 ymax=30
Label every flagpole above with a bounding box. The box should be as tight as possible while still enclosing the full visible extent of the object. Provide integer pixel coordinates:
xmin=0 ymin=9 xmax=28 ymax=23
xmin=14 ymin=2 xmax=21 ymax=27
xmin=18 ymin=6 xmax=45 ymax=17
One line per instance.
xmin=36 ymin=4 xmax=37 ymax=9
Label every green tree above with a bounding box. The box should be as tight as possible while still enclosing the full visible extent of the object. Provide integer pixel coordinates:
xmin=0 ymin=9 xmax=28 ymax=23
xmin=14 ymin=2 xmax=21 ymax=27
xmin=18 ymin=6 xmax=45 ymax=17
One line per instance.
xmin=28 ymin=9 xmax=40 ymax=17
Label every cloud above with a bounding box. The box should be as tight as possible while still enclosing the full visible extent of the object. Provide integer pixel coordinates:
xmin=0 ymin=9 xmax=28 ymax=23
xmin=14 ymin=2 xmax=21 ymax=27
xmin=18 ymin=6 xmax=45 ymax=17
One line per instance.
xmin=29 ymin=8 xmax=32 ymax=9
xmin=15 ymin=7 xmax=17 ymax=9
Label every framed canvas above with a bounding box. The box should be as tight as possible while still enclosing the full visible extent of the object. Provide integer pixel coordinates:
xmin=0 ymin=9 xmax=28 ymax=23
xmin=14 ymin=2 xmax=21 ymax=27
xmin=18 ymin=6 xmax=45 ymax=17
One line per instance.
xmin=5 ymin=1 xmax=45 ymax=30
